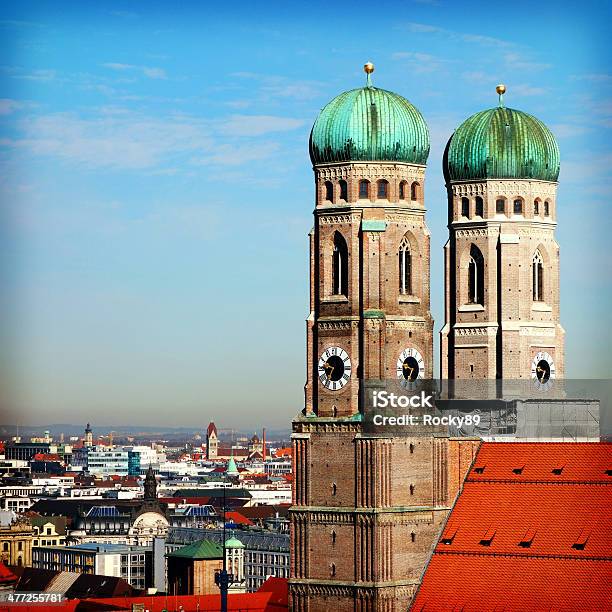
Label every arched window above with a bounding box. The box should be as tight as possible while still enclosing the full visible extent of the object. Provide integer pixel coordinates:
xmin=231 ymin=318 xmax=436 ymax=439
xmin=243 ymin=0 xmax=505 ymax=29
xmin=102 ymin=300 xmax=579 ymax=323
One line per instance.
xmin=532 ymin=250 xmax=544 ymax=301
xmin=514 ymin=198 xmax=523 ymax=214
xmin=330 ymin=563 xmax=336 ymax=577
xmin=2 ymin=542 xmax=8 ymax=552
xmin=468 ymin=245 xmax=485 ymax=305
xmin=534 ymin=199 xmax=540 ymax=215
xmin=496 ymin=198 xmax=506 ymax=214
xmin=339 ymin=179 xmax=348 ymax=201
xmin=410 ymin=484 xmax=415 ymax=495
xmin=461 ymin=197 xmax=470 ymax=218
xmin=398 ymin=236 xmax=412 ymax=295
xmin=410 ymin=181 xmax=420 ymax=201
xmin=332 ymin=232 xmax=348 ymax=296
xmin=377 ymin=179 xmax=389 ymax=199
xmin=331 ymin=530 xmax=336 ymax=545
xmin=475 ymin=196 xmax=484 ymax=217
xmin=359 ymin=180 xmax=370 ymax=199
xmin=411 ymin=532 xmax=416 ymax=543
xmin=399 ymin=181 xmax=407 ymax=200
xmin=544 ymin=201 xmax=550 ymax=216
xmin=324 ymin=181 xmax=334 ymax=202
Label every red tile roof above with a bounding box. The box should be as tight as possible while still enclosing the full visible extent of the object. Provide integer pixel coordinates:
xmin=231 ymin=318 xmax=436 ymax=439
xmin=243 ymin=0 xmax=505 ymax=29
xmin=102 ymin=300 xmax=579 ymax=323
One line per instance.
xmin=0 ymin=561 xmax=16 ymax=584
xmin=69 ymin=577 xmax=288 ymax=611
xmin=412 ymin=556 xmax=612 ymax=611
xmin=226 ymin=511 xmax=254 ymax=526
xmin=412 ymin=442 xmax=612 ymax=611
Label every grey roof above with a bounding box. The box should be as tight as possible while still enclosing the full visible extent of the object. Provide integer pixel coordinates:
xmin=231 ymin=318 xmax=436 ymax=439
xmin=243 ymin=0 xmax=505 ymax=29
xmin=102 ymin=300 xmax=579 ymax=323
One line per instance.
xmin=168 ymin=527 xmax=289 ymax=552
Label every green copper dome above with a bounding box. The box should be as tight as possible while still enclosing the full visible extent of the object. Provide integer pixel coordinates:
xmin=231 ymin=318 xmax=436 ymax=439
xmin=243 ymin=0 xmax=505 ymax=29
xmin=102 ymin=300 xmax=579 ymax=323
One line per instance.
xmin=309 ymin=86 xmax=429 ymax=166
xmin=444 ymin=106 xmax=559 ymax=182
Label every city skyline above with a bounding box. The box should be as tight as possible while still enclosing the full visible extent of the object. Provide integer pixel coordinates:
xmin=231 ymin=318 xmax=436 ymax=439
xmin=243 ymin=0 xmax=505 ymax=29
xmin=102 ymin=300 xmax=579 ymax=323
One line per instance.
xmin=1 ymin=0 xmax=611 ymax=428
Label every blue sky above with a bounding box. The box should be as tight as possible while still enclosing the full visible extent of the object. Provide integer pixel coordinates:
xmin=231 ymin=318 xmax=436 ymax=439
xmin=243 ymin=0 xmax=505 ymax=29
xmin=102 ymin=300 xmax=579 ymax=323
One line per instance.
xmin=1 ymin=0 xmax=611 ymax=429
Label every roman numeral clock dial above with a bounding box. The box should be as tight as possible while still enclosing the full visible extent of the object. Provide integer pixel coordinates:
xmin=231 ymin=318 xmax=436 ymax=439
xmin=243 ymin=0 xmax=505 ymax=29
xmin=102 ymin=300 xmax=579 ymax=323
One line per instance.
xmin=318 ymin=347 xmax=351 ymax=391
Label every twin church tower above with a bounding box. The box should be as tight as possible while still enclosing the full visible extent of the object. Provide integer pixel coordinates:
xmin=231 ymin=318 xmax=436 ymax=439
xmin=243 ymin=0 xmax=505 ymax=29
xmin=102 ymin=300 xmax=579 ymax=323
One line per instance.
xmin=290 ymin=64 xmax=564 ymax=611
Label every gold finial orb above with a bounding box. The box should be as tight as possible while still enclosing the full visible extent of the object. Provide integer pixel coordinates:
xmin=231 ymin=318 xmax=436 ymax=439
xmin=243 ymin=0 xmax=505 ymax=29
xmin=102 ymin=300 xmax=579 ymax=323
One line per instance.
xmin=364 ymin=62 xmax=375 ymax=74
xmin=496 ymin=84 xmax=506 ymax=95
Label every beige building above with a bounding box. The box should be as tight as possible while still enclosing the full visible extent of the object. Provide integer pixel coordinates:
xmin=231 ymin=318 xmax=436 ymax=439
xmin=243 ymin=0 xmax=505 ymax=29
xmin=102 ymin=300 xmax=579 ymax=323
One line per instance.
xmin=0 ymin=517 xmax=34 ymax=568
xmin=440 ymin=86 xmax=564 ymax=382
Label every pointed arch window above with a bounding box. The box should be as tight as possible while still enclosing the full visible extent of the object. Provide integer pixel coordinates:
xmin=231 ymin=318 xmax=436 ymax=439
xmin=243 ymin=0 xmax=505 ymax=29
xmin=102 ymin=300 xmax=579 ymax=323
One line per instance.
xmin=475 ymin=196 xmax=484 ymax=217
xmin=332 ymin=232 xmax=348 ymax=297
xmin=324 ymin=181 xmax=334 ymax=202
xmin=461 ymin=197 xmax=470 ymax=218
xmin=468 ymin=245 xmax=484 ymax=305
xmin=534 ymin=199 xmax=540 ymax=215
xmin=359 ymin=180 xmax=370 ymax=199
xmin=532 ymin=250 xmax=544 ymax=301
xmin=410 ymin=181 xmax=420 ymax=201
xmin=496 ymin=198 xmax=506 ymax=214
xmin=544 ymin=201 xmax=550 ymax=216
xmin=339 ymin=180 xmax=348 ymax=201
xmin=399 ymin=236 xmax=412 ymax=295
xmin=377 ymin=179 xmax=389 ymax=199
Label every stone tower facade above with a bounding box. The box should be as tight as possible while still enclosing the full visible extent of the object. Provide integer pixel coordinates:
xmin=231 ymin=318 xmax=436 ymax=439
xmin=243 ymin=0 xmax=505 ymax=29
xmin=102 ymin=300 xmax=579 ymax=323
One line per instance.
xmin=440 ymin=95 xmax=564 ymax=382
xmin=290 ymin=68 xmax=479 ymax=612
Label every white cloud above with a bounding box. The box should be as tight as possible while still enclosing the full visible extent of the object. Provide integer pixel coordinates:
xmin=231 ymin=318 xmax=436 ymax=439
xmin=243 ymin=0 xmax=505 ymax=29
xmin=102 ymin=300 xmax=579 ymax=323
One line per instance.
xmin=512 ymin=84 xmax=548 ymax=97
xmin=1 ymin=108 xmax=304 ymax=170
xmin=103 ymin=63 xmax=167 ymax=80
xmin=504 ymin=53 xmax=550 ymax=72
xmin=0 ymin=99 xmax=27 ymax=115
xmin=220 ymin=115 xmax=304 ymax=137
xmin=570 ymin=73 xmax=612 ymax=83
xmin=191 ymin=142 xmax=280 ymax=166
xmin=401 ymin=22 xmax=511 ymax=47
xmin=392 ymin=51 xmax=455 ymax=73
xmin=15 ymin=69 xmax=57 ymax=82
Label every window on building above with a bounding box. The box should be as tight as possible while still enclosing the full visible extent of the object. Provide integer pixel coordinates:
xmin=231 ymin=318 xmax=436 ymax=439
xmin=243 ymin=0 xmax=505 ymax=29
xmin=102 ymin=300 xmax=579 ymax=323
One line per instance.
xmin=514 ymin=198 xmax=523 ymax=214
xmin=332 ymin=232 xmax=348 ymax=296
xmin=18 ymin=542 xmax=23 ymax=551
xmin=410 ymin=181 xmax=420 ymax=201
xmin=330 ymin=563 xmax=336 ymax=577
xmin=398 ymin=236 xmax=412 ymax=295
xmin=461 ymin=197 xmax=470 ymax=218
xmin=532 ymin=250 xmax=544 ymax=302
xmin=331 ymin=483 xmax=337 ymax=496
xmin=399 ymin=181 xmax=407 ymax=200
xmin=411 ymin=532 xmax=416 ymax=543
xmin=410 ymin=484 xmax=415 ymax=495
xmin=324 ymin=181 xmax=333 ymax=202
xmin=544 ymin=201 xmax=550 ymax=216
xmin=339 ymin=180 xmax=348 ymax=201
xmin=475 ymin=196 xmax=483 ymax=217
xmin=468 ymin=245 xmax=485 ymax=305
xmin=359 ymin=180 xmax=370 ymax=199
xmin=377 ymin=179 xmax=389 ymax=199
xmin=496 ymin=198 xmax=505 ymax=214
xmin=2 ymin=543 xmax=8 ymax=552
xmin=534 ymin=199 xmax=540 ymax=215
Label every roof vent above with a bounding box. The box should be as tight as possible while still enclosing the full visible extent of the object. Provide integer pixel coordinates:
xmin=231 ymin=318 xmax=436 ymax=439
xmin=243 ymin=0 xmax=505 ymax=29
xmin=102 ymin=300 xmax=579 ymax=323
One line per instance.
xmin=572 ymin=529 xmax=590 ymax=551
xmin=552 ymin=463 xmax=565 ymax=475
xmin=518 ymin=528 xmax=536 ymax=548
xmin=605 ymin=469 xmax=612 ymax=476
xmin=441 ymin=525 xmax=458 ymax=545
xmin=473 ymin=464 xmax=486 ymax=474
xmin=512 ymin=464 xmax=525 ymax=475
xmin=480 ymin=528 xmax=496 ymax=547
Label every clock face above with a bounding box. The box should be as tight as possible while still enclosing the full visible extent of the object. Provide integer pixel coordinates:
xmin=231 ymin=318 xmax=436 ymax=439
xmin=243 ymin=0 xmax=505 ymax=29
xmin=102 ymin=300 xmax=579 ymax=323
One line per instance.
xmin=531 ymin=351 xmax=555 ymax=388
xmin=396 ymin=348 xmax=425 ymax=382
xmin=318 ymin=347 xmax=352 ymax=391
